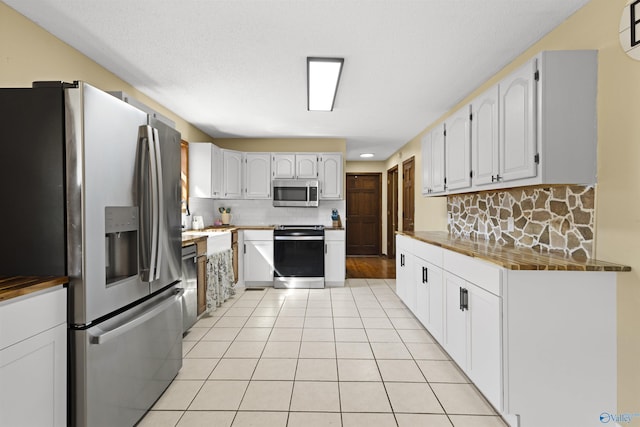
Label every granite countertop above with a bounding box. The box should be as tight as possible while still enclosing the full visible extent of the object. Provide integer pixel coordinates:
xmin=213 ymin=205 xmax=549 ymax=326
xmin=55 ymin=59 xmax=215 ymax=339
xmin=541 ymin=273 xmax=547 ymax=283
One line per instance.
xmin=399 ymin=231 xmax=631 ymax=272
xmin=0 ymin=276 xmax=68 ymax=302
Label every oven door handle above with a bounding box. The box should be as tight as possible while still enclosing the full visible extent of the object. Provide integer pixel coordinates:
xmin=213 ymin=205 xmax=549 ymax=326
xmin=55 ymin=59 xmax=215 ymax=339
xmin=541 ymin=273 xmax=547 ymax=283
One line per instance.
xmin=274 ymin=236 xmax=324 ymax=241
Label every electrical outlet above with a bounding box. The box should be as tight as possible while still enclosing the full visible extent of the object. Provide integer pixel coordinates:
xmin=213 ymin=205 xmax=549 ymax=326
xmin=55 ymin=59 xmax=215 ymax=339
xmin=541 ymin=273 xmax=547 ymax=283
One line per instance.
xmin=507 ymin=217 xmax=514 ymax=232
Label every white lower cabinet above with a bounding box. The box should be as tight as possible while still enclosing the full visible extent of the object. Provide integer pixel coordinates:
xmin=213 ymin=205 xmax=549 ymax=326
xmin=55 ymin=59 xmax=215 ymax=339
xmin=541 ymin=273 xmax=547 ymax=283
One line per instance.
xmin=444 ymin=272 xmax=502 ymax=409
xmin=443 ymin=273 xmax=469 ymax=370
xmin=242 ymin=230 xmax=274 ymax=286
xmin=395 ymin=234 xmax=617 ymax=427
xmin=395 ymin=235 xmax=414 ymax=310
xmin=0 ymin=286 xmax=67 ymax=427
xmin=324 ymin=230 xmax=345 ymax=286
xmin=415 ymin=258 xmax=443 ymax=343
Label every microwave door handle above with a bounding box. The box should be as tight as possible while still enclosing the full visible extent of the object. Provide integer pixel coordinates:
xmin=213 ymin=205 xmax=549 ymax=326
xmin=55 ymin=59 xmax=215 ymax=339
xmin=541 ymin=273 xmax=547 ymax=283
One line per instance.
xmin=306 ymin=182 xmax=310 ymax=207
xmin=151 ymin=127 xmax=163 ymax=281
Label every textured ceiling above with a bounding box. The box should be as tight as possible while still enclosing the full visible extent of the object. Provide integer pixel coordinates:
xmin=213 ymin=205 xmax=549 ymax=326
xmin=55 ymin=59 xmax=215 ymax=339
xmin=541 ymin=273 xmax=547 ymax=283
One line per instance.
xmin=3 ymin=0 xmax=591 ymax=160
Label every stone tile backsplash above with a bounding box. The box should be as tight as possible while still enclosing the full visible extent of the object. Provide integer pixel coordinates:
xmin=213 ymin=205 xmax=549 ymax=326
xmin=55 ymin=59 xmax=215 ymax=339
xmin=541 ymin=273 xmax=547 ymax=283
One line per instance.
xmin=447 ymin=185 xmax=595 ymax=258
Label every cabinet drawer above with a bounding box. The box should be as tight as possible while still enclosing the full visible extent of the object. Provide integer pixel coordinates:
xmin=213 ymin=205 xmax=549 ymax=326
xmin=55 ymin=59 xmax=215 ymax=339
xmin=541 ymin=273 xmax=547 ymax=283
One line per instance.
xmin=325 ymin=230 xmax=345 ymax=241
xmin=243 ymin=230 xmax=274 ymax=240
xmin=0 ymin=286 xmax=66 ymax=349
xmin=413 ymin=240 xmax=443 ymax=267
xmin=443 ymin=249 xmax=501 ymax=296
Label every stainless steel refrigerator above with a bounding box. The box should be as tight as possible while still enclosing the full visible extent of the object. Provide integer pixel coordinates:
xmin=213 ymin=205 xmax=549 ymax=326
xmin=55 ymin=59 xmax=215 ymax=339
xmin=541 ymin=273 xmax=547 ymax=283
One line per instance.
xmin=0 ymin=81 xmax=183 ymax=426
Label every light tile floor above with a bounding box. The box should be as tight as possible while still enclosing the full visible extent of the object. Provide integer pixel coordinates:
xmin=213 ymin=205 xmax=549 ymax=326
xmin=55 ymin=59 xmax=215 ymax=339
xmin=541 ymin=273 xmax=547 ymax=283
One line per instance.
xmin=138 ymin=279 xmax=507 ymax=427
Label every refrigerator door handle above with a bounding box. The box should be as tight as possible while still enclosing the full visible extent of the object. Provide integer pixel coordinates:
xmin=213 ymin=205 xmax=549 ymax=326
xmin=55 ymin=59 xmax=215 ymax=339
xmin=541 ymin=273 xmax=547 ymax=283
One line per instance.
xmin=151 ymin=127 xmax=164 ymax=281
xmin=89 ymin=288 xmax=184 ymax=345
xmin=138 ymin=125 xmax=160 ymax=283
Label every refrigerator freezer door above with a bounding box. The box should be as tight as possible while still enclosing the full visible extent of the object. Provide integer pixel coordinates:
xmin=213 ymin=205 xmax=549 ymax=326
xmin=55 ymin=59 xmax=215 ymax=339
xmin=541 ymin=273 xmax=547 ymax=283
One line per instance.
xmin=70 ymin=286 xmax=183 ymax=427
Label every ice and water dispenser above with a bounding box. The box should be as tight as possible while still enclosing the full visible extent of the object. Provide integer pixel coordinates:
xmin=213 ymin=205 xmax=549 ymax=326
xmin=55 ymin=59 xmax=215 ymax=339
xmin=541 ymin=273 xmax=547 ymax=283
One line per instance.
xmin=105 ymin=206 xmax=139 ymax=285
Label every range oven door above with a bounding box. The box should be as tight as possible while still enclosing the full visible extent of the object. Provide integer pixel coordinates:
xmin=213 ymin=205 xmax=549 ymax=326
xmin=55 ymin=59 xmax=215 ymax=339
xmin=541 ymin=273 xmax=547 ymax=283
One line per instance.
xmin=273 ymin=234 xmax=325 ymax=288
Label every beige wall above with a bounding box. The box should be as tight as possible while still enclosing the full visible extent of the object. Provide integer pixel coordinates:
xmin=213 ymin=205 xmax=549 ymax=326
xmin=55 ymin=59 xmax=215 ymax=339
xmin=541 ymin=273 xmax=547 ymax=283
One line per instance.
xmin=391 ymin=0 xmax=640 ymax=416
xmin=213 ymin=137 xmax=346 ymax=155
xmin=0 ymin=2 xmax=213 ymax=143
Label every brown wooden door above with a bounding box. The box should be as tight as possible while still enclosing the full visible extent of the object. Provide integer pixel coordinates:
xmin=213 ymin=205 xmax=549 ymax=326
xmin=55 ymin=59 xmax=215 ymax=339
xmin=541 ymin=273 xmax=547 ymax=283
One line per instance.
xmin=386 ymin=166 xmax=398 ymax=258
xmin=402 ymin=157 xmax=415 ymax=231
xmin=346 ymin=173 xmax=381 ymax=255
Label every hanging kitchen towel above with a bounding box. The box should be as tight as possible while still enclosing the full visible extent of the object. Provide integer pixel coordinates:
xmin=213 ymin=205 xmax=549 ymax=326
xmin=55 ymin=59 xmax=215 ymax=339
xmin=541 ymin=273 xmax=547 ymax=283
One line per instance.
xmin=205 ymin=248 xmax=236 ymax=313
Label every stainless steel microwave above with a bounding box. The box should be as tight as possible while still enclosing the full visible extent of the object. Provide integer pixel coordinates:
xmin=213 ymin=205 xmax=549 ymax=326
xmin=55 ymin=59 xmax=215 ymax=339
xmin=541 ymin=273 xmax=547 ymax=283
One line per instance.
xmin=272 ymin=179 xmax=319 ymax=207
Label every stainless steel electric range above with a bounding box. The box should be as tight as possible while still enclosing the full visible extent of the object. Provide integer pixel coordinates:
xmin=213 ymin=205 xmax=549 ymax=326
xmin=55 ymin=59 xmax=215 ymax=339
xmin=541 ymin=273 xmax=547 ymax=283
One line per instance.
xmin=273 ymin=225 xmax=325 ymax=289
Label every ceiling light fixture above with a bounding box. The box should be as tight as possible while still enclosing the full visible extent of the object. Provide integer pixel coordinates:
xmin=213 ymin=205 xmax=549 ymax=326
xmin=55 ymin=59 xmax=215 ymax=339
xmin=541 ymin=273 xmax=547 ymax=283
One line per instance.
xmin=307 ymin=57 xmax=344 ymax=111
xmin=360 ymin=153 xmax=374 ymax=158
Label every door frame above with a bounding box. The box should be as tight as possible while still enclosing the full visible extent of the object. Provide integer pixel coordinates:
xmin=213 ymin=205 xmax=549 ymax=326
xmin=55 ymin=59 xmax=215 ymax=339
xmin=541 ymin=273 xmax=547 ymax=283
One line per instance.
xmin=346 ymin=172 xmax=382 ymax=256
xmin=386 ymin=165 xmax=398 ymax=258
xmin=402 ymin=156 xmax=416 ymax=232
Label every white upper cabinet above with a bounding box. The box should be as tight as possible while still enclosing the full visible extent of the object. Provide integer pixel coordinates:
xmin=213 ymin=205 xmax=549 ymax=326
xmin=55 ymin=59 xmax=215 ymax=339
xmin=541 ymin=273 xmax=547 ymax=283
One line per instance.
xmin=471 ymin=86 xmax=500 ymax=187
xmin=244 ymin=153 xmax=271 ymax=199
xmin=189 ymin=142 xmax=223 ymax=198
xmin=272 ymin=153 xmax=318 ymax=179
xmin=318 ymin=153 xmax=343 ymax=199
xmin=296 ymin=154 xmax=318 ymax=179
xmin=221 ymin=149 xmax=243 ymax=199
xmin=421 ymin=133 xmax=432 ymax=195
xmin=423 ymin=50 xmax=597 ymax=196
xmin=445 ymin=107 xmax=472 ymax=191
xmin=272 ymin=154 xmax=296 ymax=179
xmin=422 ymin=126 xmax=446 ymax=195
xmin=499 ymin=59 xmax=537 ymax=183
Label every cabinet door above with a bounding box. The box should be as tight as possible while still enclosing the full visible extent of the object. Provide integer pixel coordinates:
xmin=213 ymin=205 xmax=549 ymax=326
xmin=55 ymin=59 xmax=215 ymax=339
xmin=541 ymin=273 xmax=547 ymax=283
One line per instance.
xmin=319 ymin=153 xmax=343 ymax=199
xmin=197 ymin=254 xmax=207 ymax=315
xmin=272 ymin=154 xmax=296 ymax=179
xmin=211 ymin=144 xmax=223 ymax=197
xmin=0 ymin=322 xmax=66 ymax=427
xmin=188 ymin=142 xmax=213 ymax=198
xmin=222 ymin=150 xmax=243 ymax=199
xmin=421 ymin=133 xmax=433 ymax=195
xmin=431 ymin=126 xmax=446 ymax=193
xmin=244 ymin=240 xmax=274 ymax=283
xmin=324 ymin=239 xmax=345 ymax=284
xmin=424 ymin=262 xmax=444 ymax=344
xmin=296 ymin=154 xmax=318 ymax=179
xmin=395 ymin=237 xmax=413 ymax=304
xmin=445 ymin=108 xmax=471 ymax=191
xmin=471 ymin=86 xmax=500 ymax=186
xmin=415 ymin=261 xmax=429 ymax=324
xmin=499 ymin=59 xmax=537 ymax=183
xmin=444 ymin=273 xmax=468 ymax=370
xmin=245 ymin=153 xmax=271 ymax=199
xmin=467 ymin=282 xmax=502 ymax=410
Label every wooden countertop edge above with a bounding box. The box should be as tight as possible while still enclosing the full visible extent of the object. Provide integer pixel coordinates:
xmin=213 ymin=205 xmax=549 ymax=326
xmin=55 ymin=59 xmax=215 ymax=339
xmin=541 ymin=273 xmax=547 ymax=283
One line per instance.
xmin=397 ymin=231 xmax=631 ymax=272
xmin=0 ymin=276 xmax=68 ymax=302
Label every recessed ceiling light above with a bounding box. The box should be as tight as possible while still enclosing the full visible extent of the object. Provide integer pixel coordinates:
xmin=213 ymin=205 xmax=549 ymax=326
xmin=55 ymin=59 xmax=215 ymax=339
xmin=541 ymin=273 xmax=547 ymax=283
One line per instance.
xmin=307 ymin=57 xmax=344 ymax=111
xmin=360 ymin=153 xmax=374 ymax=158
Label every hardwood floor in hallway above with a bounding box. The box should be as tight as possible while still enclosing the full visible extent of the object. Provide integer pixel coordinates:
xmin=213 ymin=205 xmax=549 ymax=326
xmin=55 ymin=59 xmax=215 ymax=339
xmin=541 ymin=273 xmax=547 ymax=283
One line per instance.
xmin=345 ymin=256 xmax=396 ymax=279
